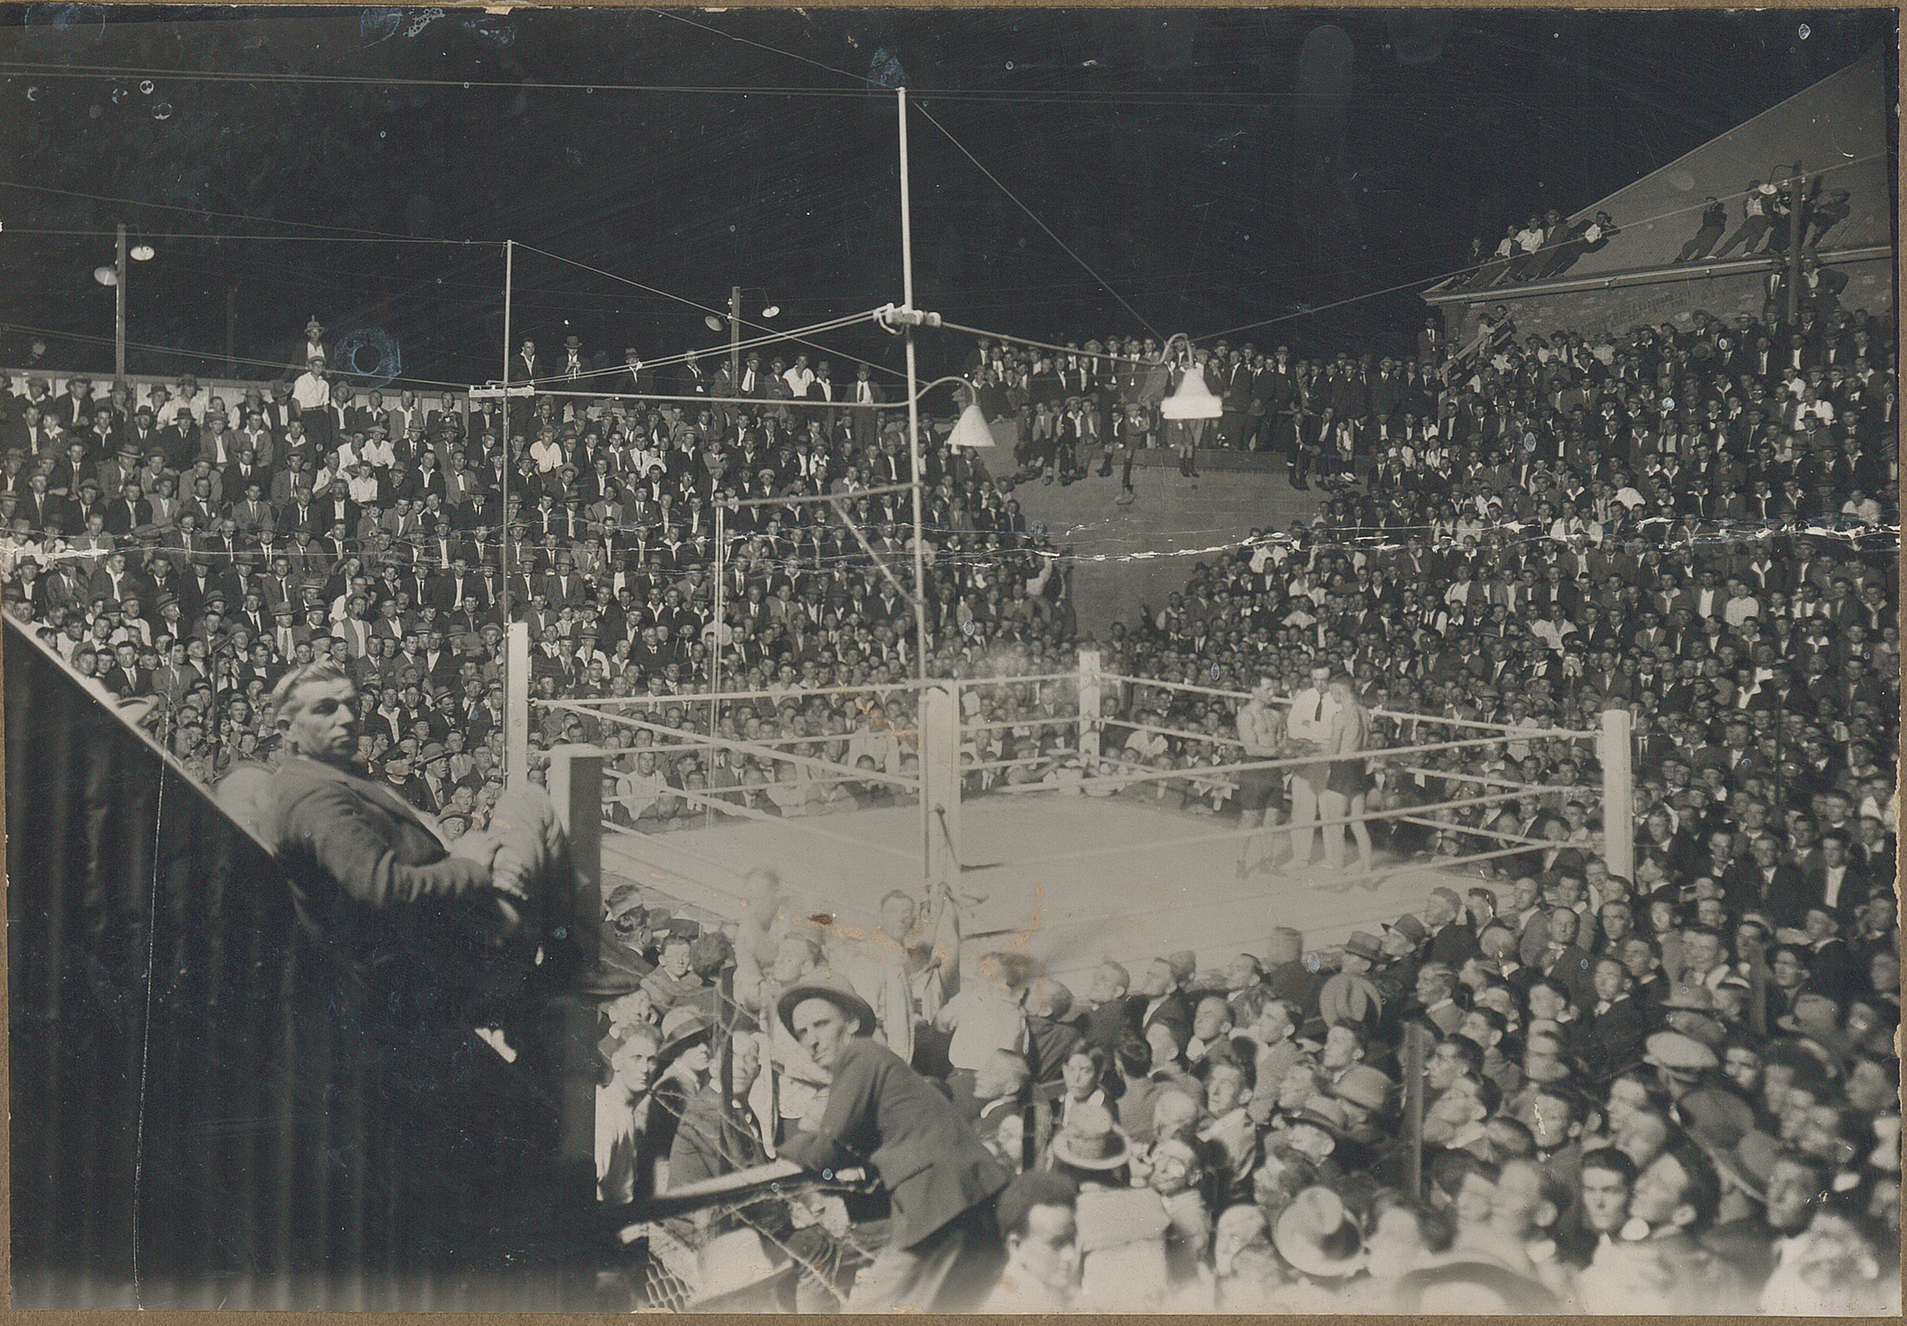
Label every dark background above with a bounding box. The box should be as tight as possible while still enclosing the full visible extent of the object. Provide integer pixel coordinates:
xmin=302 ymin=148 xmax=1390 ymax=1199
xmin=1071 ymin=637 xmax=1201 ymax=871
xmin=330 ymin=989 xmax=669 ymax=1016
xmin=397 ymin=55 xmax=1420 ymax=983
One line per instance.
xmin=1 ymin=6 xmax=1895 ymax=387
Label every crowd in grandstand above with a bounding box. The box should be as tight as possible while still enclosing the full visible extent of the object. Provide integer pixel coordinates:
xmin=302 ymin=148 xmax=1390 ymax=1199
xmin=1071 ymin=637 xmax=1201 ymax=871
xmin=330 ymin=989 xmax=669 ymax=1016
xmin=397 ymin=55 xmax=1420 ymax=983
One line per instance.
xmin=1 ymin=248 xmax=1897 ymax=1310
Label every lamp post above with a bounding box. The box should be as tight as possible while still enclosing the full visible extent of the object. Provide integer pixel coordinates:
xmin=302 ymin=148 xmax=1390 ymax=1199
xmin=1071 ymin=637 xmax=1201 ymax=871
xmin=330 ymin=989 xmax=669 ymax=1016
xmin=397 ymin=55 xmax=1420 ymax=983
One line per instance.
xmin=92 ymin=223 xmax=154 ymax=379
xmin=704 ymin=290 xmax=780 ymax=394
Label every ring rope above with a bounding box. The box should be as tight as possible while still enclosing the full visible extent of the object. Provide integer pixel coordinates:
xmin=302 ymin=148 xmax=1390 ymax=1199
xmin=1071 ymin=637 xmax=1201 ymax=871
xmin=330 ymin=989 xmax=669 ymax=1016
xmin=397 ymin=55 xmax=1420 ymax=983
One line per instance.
xmin=1098 ymin=671 xmax=1597 ymax=740
xmin=544 ymin=702 xmax=921 ymax=788
xmin=998 ymin=783 xmax=1568 ymax=869
xmin=607 ymin=779 xmax=919 ymax=859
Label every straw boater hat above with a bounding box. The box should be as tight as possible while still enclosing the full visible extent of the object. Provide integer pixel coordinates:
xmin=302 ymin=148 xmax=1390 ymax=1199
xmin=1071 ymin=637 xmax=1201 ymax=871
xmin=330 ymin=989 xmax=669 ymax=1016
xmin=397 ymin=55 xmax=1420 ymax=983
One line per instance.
xmin=1643 ymin=1030 xmax=1718 ymax=1076
xmin=775 ymin=970 xmax=875 ymax=1040
xmin=1048 ymin=1101 xmax=1131 ymax=1171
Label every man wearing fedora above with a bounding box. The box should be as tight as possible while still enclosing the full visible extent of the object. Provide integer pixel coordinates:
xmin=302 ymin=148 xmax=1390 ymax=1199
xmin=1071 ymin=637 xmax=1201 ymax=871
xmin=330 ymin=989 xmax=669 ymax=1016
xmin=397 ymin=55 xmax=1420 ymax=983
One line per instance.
xmin=777 ymin=970 xmax=1009 ymax=1312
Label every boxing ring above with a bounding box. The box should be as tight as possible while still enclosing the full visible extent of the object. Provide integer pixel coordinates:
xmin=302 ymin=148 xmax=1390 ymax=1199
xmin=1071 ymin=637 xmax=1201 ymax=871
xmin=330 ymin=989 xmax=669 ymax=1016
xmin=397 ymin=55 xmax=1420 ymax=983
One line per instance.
xmin=528 ymin=651 xmax=1632 ymax=986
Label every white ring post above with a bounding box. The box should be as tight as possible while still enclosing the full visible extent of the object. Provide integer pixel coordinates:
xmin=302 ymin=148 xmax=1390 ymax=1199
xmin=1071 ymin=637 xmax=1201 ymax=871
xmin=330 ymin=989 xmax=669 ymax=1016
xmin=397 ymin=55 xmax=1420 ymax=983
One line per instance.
xmin=921 ymin=683 xmax=960 ymax=888
xmin=506 ymin=618 xmax=531 ymax=789
xmin=1077 ymin=648 xmax=1102 ymax=764
xmin=1600 ymin=705 xmax=1635 ymax=883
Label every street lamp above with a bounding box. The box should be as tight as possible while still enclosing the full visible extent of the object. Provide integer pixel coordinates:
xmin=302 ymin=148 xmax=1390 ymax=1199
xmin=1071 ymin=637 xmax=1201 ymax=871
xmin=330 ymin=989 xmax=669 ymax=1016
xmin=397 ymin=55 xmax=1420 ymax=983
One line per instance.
xmin=909 ymin=374 xmax=994 ymax=449
xmin=92 ymin=223 xmax=154 ymax=378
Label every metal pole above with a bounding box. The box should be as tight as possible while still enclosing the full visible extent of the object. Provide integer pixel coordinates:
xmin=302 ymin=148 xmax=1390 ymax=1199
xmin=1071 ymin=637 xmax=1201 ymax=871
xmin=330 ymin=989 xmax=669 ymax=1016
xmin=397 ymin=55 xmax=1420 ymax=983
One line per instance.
xmin=709 ymin=502 xmax=724 ymax=830
xmin=1785 ymin=166 xmax=1805 ymax=325
xmin=899 ymin=86 xmax=935 ymax=891
xmin=114 ymin=223 xmax=127 ymax=380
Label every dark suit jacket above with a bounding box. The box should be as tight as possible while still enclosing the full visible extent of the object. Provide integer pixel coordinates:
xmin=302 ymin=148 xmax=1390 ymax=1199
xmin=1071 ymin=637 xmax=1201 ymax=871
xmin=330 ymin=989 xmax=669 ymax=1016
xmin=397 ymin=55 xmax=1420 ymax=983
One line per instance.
xmin=1126 ymin=989 xmax=1193 ymax=1052
xmin=1573 ymin=994 xmax=1647 ymax=1082
xmin=780 ymin=1037 xmax=1007 ymax=1250
xmin=1799 ymin=863 xmax=1872 ymax=932
xmin=667 ymin=1084 xmax=771 ymax=1191
xmin=1426 ymin=921 xmax=1480 ymax=969
xmin=1806 ymin=937 xmax=1860 ymax=999
xmin=1539 ymin=942 xmax=1597 ymax=1012
xmin=1082 ymin=999 xmax=1134 ymax=1055
xmin=1734 ymin=861 xmax=1807 ymax=927
xmin=264 ymin=755 xmax=490 ymax=908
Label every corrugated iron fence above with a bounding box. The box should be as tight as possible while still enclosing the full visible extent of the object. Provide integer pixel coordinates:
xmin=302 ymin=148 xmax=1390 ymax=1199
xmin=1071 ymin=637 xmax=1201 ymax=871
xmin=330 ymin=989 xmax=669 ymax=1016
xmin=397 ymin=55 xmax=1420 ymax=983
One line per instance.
xmin=6 ymin=620 xmax=589 ymax=1309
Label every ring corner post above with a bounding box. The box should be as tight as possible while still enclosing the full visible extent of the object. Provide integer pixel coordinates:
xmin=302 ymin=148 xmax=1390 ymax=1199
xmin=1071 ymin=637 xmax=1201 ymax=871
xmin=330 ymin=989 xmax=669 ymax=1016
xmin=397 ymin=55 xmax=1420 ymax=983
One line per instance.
xmin=921 ymin=682 xmax=960 ymax=890
xmin=1077 ymin=648 xmax=1103 ymax=763
xmin=506 ymin=618 xmax=531 ymax=789
xmin=1599 ymin=704 xmax=1634 ymax=883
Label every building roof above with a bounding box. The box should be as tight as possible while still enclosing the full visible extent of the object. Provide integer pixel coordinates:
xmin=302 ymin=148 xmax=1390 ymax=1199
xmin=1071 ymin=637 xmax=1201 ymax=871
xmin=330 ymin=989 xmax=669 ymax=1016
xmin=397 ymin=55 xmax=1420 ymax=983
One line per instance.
xmin=1428 ymin=44 xmax=1890 ymax=298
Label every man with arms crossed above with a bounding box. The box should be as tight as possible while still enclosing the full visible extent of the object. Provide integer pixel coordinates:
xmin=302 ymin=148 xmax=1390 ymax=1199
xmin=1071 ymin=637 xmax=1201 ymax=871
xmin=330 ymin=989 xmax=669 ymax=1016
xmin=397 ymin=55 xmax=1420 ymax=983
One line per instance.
xmin=1236 ymin=672 xmax=1289 ymax=878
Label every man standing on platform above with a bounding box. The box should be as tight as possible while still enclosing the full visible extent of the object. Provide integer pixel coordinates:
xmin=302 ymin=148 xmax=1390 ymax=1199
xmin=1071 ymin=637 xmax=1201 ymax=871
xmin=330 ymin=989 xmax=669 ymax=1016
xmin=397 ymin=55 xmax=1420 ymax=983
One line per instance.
xmin=1281 ymin=659 xmax=1338 ymax=878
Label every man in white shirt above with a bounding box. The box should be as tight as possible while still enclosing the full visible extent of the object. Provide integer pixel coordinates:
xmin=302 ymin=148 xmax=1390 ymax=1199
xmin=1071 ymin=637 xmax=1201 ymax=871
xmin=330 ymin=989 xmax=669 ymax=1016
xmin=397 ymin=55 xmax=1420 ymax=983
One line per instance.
xmin=783 ymin=354 xmax=816 ymax=400
xmin=291 ymin=357 xmax=330 ymax=413
xmin=156 ymin=376 xmax=205 ymax=428
xmin=346 ymin=461 xmax=380 ymax=506
xmin=1281 ymin=659 xmax=1338 ymax=874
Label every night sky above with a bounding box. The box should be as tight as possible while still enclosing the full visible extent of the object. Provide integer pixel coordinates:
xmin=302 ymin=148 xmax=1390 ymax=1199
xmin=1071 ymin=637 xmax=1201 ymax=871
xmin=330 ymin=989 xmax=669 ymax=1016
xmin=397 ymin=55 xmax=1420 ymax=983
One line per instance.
xmin=1 ymin=7 xmax=1895 ymax=389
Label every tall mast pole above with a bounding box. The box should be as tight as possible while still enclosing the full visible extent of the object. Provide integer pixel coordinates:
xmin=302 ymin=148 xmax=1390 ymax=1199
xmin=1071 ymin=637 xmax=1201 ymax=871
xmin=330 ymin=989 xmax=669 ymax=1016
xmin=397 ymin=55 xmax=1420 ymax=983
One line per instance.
xmin=898 ymin=86 xmax=938 ymax=893
xmin=898 ymin=87 xmax=930 ymax=686
xmin=500 ymin=239 xmax=515 ymax=625
xmin=500 ymin=238 xmax=518 ymax=780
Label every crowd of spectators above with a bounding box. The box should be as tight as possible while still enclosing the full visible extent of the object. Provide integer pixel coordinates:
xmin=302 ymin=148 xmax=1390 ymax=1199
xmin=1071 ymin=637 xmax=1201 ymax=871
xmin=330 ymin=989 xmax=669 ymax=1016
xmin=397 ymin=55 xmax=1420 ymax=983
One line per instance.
xmin=0 ymin=274 xmax=1897 ymax=1311
xmin=579 ymin=295 xmax=1897 ymax=1311
xmin=591 ymin=840 xmax=1899 ymax=1312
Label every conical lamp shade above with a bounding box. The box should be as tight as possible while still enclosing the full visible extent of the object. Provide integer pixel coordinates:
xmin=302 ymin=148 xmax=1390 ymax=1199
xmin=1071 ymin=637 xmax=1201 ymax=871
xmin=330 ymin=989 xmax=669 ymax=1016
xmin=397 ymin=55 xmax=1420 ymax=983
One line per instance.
xmin=1160 ymin=368 xmax=1223 ymax=420
xmin=947 ymin=402 xmax=996 ymax=449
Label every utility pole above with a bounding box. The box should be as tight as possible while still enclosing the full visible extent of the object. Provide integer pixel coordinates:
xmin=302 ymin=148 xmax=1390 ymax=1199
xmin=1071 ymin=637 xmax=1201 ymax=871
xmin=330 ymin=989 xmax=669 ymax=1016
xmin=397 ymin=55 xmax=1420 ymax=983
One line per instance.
xmin=225 ymin=283 xmax=238 ymax=379
xmin=729 ymin=284 xmax=743 ymax=396
xmin=1785 ymin=163 xmax=1806 ymax=325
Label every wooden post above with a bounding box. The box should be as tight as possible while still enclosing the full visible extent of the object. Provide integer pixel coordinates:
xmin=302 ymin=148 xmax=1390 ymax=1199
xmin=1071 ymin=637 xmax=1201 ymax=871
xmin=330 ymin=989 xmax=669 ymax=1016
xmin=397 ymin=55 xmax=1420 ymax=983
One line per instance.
xmin=545 ymin=745 xmax=602 ymax=930
xmin=1600 ymin=705 xmax=1635 ymax=884
xmin=921 ymin=683 xmax=960 ymax=888
xmin=1077 ymin=647 xmax=1102 ymax=763
xmin=542 ymin=742 xmax=603 ymax=1293
xmin=506 ymin=618 xmax=531 ymax=789
xmin=1785 ymin=165 xmax=1806 ymax=324
xmin=1403 ymin=1021 xmax=1426 ymax=1201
